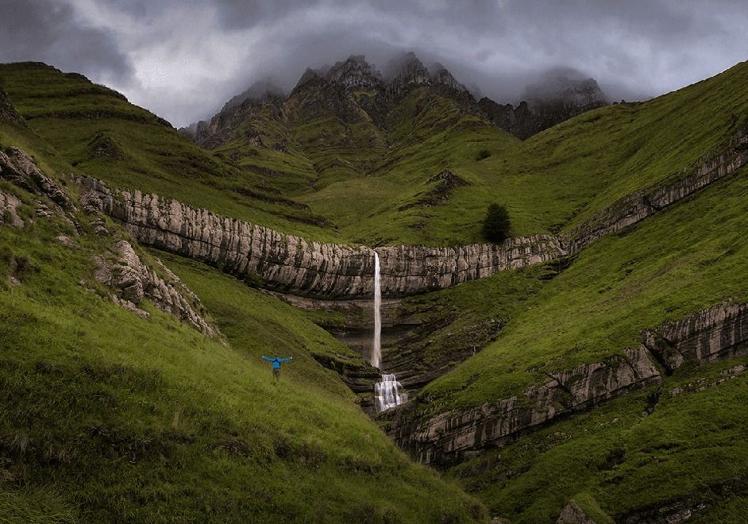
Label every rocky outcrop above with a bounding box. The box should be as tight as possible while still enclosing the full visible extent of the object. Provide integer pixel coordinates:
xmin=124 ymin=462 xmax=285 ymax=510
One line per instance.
xmin=386 ymin=52 xmax=432 ymax=97
xmin=565 ymin=129 xmax=748 ymax=254
xmin=0 ymin=88 xmax=24 ymax=125
xmin=479 ymin=70 xmax=607 ymax=140
xmin=0 ymin=147 xmax=72 ymax=209
xmin=556 ymin=501 xmax=597 ymax=524
xmin=643 ymin=301 xmax=748 ymax=373
xmin=0 ymin=191 xmax=24 ymax=227
xmin=78 ymin=177 xmax=564 ymax=299
xmin=388 ymin=347 xmax=661 ymax=466
xmin=94 ymin=240 xmax=218 ymax=336
xmin=399 ymin=169 xmax=469 ymax=211
xmin=327 ymin=55 xmax=384 ymax=90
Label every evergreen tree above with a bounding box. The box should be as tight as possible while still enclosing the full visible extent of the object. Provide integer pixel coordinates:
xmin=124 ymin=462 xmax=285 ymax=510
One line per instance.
xmin=482 ymin=203 xmax=511 ymax=243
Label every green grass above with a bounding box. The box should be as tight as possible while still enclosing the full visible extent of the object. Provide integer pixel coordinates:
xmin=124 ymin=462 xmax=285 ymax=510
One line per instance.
xmin=0 ymin=63 xmax=337 ymax=241
xmin=420 ymin=164 xmax=748 ymax=412
xmin=448 ymin=357 xmax=748 ymax=522
xmin=3 ymin=57 xmax=748 ymax=522
xmin=0 ymin=155 xmax=485 ymax=523
xmin=6 ymin=61 xmax=747 ymax=249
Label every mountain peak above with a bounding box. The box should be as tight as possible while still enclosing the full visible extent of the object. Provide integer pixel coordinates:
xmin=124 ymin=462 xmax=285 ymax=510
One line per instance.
xmin=326 ymin=55 xmax=383 ymax=89
xmin=293 ymin=67 xmax=326 ymax=92
xmin=429 ymin=62 xmax=469 ymax=94
xmin=221 ymin=79 xmax=285 ymax=113
xmin=523 ymin=67 xmax=607 ymax=107
xmin=386 ymin=51 xmax=431 ymax=94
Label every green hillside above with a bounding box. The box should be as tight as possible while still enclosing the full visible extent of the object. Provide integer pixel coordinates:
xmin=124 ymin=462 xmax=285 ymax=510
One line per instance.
xmin=0 ymin=63 xmax=336 ymax=241
xmin=0 ymin=104 xmax=484 ymax=522
xmin=422 ymin=163 xmax=748 ymax=409
xmin=2 ymin=55 xmax=748 ymax=523
xmin=449 ymin=358 xmax=748 ymax=522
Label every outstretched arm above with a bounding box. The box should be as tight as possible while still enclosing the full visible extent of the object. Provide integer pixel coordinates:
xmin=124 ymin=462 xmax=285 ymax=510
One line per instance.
xmin=279 ymin=356 xmax=293 ymax=363
xmin=261 ymin=356 xmax=274 ymax=362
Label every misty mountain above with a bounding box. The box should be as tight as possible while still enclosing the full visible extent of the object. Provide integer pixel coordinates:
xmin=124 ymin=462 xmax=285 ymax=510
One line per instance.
xmin=181 ymin=52 xmax=609 ymax=145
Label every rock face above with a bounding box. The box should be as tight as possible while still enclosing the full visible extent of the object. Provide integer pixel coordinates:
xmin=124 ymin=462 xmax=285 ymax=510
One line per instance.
xmin=326 ymin=55 xmax=384 ymax=90
xmin=564 ymin=128 xmax=748 ymax=254
xmin=94 ymin=240 xmax=218 ymax=336
xmin=184 ymin=53 xmax=485 ymax=150
xmin=386 ymin=52 xmax=432 ymax=96
xmin=399 ymin=169 xmax=469 ymax=210
xmin=643 ymin=301 xmax=748 ymax=373
xmin=0 ymin=191 xmax=24 ymax=227
xmin=556 ymin=501 xmax=596 ymax=524
xmin=79 ymin=177 xmax=564 ymax=299
xmin=479 ymin=69 xmax=608 ymax=140
xmin=388 ymin=347 xmax=660 ymax=466
xmin=0 ymin=88 xmax=24 ymax=125
xmin=0 ymin=147 xmax=72 ymax=209
xmin=388 ymin=299 xmax=748 ymax=466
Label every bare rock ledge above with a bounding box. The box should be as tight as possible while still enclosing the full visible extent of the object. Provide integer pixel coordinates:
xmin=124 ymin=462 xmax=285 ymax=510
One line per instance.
xmin=79 ymin=176 xmax=563 ymax=299
xmin=388 ymin=300 xmax=748 ymax=466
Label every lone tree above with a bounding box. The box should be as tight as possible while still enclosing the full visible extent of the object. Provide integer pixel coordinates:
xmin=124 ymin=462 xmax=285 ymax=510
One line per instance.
xmin=482 ymin=203 xmax=511 ymax=243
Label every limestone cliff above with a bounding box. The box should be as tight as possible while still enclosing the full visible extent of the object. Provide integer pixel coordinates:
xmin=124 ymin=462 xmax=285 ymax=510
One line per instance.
xmin=643 ymin=301 xmax=748 ymax=373
xmin=78 ymin=177 xmax=564 ymax=299
xmin=0 ymin=190 xmax=23 ymax=227
xmin=387 ymin=299 xmax=748 ymax=466
xmin=564 ymin=128 xmax=748 ymax=254
xmin=0 ymin=147 xmax=73 ymax=209
xmin=388 ymin=347 xmax=660 ymax=466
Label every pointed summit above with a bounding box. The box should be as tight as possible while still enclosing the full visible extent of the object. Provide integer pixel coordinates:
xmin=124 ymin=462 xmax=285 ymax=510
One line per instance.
xmin=386 ymin=52 xmax=431 ymax=95
xmin=326 ymin=55 xmax=383 ymax=90
xmin=429 ymin=62 xmax=468 ymax=94
xmin=523 ymin=67 xmax=608 ymax=108
xmin=292 ymin=67 xmax=327 ymax=94
xmin=221 ymin=79 xmax=285 ymax=113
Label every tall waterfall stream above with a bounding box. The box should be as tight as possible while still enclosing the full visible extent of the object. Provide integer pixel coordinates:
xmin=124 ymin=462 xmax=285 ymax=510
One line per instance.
xmin=371 ymin=252 xmax=408 ymax=412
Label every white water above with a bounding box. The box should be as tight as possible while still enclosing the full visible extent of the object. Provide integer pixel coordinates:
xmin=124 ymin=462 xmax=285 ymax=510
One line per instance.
xmin=374 ymin=374 xmax=408 ymax=412
xmin=371 ymin=251 xmax=407 ymax=412
xmin=371 ymin=251 xmax=382 ymax=368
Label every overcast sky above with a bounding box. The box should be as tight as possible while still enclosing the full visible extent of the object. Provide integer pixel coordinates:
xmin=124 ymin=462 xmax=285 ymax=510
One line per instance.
xmin=1 ymin=0 xmax=747 ymax=126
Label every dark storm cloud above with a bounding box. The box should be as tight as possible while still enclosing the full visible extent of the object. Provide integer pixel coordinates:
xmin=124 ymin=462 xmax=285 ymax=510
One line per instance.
xmin=1 ymin=0 xmax=746 ymax=126
xmin=0 ymin=0 xmax=132 ymax=84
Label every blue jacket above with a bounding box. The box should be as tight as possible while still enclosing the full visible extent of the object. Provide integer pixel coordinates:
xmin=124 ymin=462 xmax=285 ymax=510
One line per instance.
xmin=262 ymin=356 xmax=292 ymax=369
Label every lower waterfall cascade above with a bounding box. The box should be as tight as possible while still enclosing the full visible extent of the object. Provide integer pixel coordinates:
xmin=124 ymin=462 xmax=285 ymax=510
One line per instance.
xmin=371 ymin=251 xmax=407 ymax=412
xmin=374 ymin=374 xmax=408 ymax=412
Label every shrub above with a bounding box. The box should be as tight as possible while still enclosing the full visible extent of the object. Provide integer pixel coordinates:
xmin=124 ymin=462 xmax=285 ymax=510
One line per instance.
xmin=476 ymin=149 xmax=491 ymax=161
xmin=482 ymin=203 xmax=511 ymax=243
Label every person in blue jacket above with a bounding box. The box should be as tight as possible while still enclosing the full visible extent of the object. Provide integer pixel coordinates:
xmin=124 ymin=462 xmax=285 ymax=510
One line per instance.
xmin=262 ymin=355 xmax=293 ymax=382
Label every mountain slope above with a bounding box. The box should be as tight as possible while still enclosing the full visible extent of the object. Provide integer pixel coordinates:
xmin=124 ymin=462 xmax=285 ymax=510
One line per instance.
xmin=0 ymin=93 xmax=485 ymax=522
xmin=3 ymin=56 xmax=748 ymax=523
xmin=0 ymin=62 xmax=335 ymax=240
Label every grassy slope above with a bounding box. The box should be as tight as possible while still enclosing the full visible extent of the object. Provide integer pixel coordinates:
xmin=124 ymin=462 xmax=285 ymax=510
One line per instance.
xmin=420 ymin=164 xmax=748 ymax=411
xmin=448 ymin=357 xmax=748 ymax=522
xmin=0 ymin=128 xmax=484 ymax=523
xmin=0 ymin=62 xmax=336 ymax=241
xmin=299 ymin=89 xmax=519 ymax=245
xmin=5 ymin=61 xmax=747 ymax=249
xmin=3 ymin=58 xmax=748 ymax=522
xmin=251 ymin=61 xmax=748 ymax=246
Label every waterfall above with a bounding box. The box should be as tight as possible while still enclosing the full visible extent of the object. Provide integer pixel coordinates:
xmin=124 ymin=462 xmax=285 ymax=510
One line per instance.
xmin=374 ymin=374 xmax=408 ymax=412
xmin=371 ymin=251 xmax=382 ymax=368
xmin=371 ymin=251 xmax=407 ymax=412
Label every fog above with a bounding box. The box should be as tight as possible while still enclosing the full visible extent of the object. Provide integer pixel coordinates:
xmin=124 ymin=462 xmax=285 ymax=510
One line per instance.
xmin=1 ymin=0 xmax=746 ymax=126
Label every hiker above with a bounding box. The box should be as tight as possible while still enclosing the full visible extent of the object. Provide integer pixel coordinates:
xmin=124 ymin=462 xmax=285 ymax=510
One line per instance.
xmin=261 ymin=355 xmax=293 ymax=382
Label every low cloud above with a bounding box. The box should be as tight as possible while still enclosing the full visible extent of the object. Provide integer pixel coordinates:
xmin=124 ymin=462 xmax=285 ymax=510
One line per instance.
xmin=0 ymin=0 xmax=132 ymax=85
xmin=1 ymin=0 xmax=746 ymax=126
